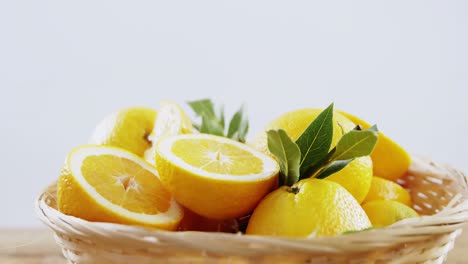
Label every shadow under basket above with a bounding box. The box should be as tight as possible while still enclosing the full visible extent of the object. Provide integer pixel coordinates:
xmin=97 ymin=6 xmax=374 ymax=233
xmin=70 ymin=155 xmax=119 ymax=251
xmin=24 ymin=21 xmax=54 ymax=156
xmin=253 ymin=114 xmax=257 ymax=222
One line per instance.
xmin=35 ymin=156 xmax=468 ymax=264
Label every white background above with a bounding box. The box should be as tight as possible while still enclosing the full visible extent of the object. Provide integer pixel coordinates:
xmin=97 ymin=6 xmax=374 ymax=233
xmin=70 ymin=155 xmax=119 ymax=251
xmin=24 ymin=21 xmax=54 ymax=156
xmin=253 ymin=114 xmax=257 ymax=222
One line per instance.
xmin=0 ymin=1 xmax=467 ymax=227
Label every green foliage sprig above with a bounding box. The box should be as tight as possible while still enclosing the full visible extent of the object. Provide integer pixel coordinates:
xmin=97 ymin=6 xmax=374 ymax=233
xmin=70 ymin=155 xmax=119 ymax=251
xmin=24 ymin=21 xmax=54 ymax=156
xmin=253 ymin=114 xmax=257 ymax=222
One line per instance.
xmin=188 ymin=99 xmax=249 ymax=142
xmin=267 ymin=103 xmax=379 ymax=186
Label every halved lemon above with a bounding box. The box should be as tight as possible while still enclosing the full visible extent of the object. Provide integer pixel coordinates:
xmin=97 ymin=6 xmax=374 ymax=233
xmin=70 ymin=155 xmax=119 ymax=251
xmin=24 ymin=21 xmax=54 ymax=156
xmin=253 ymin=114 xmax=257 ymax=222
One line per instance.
xmin=57 ymin=145 xmax=183 ymax=230
xmin=156 ymin=134 xmax=279 ymax=219
xmin=144 ymin=101 xmax=193 ymax=165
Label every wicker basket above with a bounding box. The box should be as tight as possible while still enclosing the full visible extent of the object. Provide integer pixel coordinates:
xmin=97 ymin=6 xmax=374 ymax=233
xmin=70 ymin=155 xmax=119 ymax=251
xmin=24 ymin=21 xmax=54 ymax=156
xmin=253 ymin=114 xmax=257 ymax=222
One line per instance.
xmin=35 ymin=156 xmax=468 ymax=264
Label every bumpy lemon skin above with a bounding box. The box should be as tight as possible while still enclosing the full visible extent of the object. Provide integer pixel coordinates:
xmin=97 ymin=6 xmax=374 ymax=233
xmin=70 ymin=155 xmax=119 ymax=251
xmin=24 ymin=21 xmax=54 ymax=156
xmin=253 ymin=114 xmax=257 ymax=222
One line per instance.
xmin=155 ymin=152 xmax=278 ymax=220
xmin=325 ymin=156 xmax=373 ymax=204
xmin=246 ymin=179 xmax=371 ymax=237
xmin=249 ymin=109 xmax=356 ymax=155
xmin=339 ymin=111 xmax=411 ymax=182
xmin=90 ymin=107 xmax=157 ymax=157
xmin=250 ymin=108 xmax=373 ymax=203
xmin=362 ymin=200 xmax=418 ymax=228
xmin=362 ymin=177 xmax=412 ymax=206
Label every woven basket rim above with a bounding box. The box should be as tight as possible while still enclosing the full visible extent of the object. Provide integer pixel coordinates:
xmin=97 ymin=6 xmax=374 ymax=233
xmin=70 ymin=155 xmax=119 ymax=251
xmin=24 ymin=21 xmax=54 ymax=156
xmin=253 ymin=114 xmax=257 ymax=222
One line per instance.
xmin=35 ymin=155 xmax=468 ymax=255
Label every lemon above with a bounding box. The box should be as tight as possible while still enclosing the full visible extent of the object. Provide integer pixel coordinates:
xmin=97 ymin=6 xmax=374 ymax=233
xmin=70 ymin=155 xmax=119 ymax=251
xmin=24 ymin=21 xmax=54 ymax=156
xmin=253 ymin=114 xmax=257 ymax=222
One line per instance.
xmin=57 ymin=145 xmax=183 ymax=230
xmin=325 ymin=156 xmax=373 ymax=203
xmin=250 ymin=109 xmax=355 ymax=154
xmin=89 ymin=107 xmax=157 ymax=157
xmin=246 ymin=178 xmax=371 ymax=237
xmin=144 ymin=101 xmax=193 ymax=165
xmin=155 ymin=134 xmax=279 ymax=219
xmin=362 ymin=177 xmax=412 ymax=206
xmin=339 ymin=111 xmax=411 ymax=181
xmin=362 ymin=200 xmax=418 ymax=228
xmin=250 ymin=108 xmax=372 ymax=203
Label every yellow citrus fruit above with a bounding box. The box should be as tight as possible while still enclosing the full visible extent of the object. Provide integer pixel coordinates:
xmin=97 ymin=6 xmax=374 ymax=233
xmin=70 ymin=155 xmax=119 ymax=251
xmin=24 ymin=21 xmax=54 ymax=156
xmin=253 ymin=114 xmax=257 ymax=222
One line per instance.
xmin=89 ymin=107 xmax=157 ymax=157
xmin=246 ymin=178 xmax=371 ymax=237
xmin=362 ymin=200 xmax=418 ymax=228
xmin=250 ymin=108 xmax=372 ymax=203
xmin=325 ymin=156 xmax=373 ymax=203
xmin=144 ymin=101 xmax=193 ymax=165
xmin=250 ymin=108 xmax=356 ymax=154
xmin=339 ymin=111 xmax=411 ymax=181
xmin=155 ymin=134 xmax=279 ymax=219
xmin=362 ymin=177 xmax=412 ymax=206
xmin=57 ymin=145 xmax=183 ymax=230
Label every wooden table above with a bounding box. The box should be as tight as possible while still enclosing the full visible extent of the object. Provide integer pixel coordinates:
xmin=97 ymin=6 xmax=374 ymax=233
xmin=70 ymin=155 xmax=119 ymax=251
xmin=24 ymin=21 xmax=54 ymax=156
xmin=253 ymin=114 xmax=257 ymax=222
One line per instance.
xmin=1 ymin=228 xmax=468 ymax=263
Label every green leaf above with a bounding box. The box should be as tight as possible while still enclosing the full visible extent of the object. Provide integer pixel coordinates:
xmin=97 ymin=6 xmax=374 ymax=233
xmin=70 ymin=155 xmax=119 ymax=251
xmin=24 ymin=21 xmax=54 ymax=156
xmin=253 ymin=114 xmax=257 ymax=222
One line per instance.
xmin=219 ymin=106 xmax=225 ymax=129
xmin=227 ymin=105 xmax=249 ymax=142
xmin=331 ymin=125 xmax=379 ymax=161
xmin=228 ymin=108 xmax=243 ymax=138
xmin=238 ymin=120 xmax=249 ymax=143
xmin=267 ymin=129 xmax=301 ymax=186
xmin=316 ymin=159 xmax=354 ymax=179
xmin=295 ymin=103 xmax=334 ymax=176
xmin=200 ymin=115 xmax=224 ymax=136
xmin=188 ymin=99 xmax=217 ymax=119
xmin=187 ymin=99 xmax=249 ymax=142
xmin=188 ymin=99 xmax=225 ymax=137
xmin=302 ymin=148 xmax=336 ymax=178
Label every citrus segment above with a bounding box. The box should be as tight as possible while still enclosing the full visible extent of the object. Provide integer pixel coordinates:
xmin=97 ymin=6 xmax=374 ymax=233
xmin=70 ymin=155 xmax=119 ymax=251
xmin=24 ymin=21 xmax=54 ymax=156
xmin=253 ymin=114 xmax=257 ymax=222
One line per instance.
xmin=338 ymin=111 xmax=411 ymax=181
xmin=155 ymin=134 xmax=279 ymax=219
xmin=171 ymin=138 xmax=263 ymax=175
xmin=57 ymin=145 xmax=183 ymax=230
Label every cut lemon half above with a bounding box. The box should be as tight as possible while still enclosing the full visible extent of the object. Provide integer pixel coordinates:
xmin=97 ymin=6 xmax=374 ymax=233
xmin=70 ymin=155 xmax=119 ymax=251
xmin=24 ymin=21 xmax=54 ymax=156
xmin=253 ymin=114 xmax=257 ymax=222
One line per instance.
xmin=156 ymin=134 xmax=279 ymax=219
xmin=57 ymin=145 xmax=183 ymax=230
xmin=144 ymin=101 xmax=193 ymax=165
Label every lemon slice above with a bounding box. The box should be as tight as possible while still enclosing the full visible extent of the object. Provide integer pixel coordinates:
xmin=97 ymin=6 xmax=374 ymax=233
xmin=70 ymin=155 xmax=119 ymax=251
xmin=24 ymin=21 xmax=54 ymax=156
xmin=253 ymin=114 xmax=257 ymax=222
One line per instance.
xmin=156 ymin=134 xmax=279 ymax=219
xmin=57 ymin=145 xmax=183 ymax=230
xmin=144 ymin=101 xmax=193 ymax=165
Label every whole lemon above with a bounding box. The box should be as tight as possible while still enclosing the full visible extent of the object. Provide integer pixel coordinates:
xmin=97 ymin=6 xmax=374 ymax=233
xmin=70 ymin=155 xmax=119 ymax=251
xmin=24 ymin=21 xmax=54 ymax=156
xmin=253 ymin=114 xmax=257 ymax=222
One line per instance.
xmin=362 ymin=177 xmax=412 ymax=206
xmin=362 ymin=200 xmax=418 ymax=227
xmin=89 ymin=107 xmax=157 ymax=157
xmin=339 ymin=111 xmax=411 ymax=181
xmin=324 ymin=156 xmax=373 ymax=203
xmin=250 ymin=108 xmax=372 ymax=203
xmin=246 ymin=178 xmax=371 ymax=237
xmin=250 ymin=109 xmax=355 ymax=154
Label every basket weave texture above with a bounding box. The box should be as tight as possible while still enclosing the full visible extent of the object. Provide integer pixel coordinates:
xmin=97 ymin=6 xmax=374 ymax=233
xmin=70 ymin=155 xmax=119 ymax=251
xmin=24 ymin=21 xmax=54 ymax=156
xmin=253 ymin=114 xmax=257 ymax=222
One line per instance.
xmin=35 ymin=156 xmax=468 ymax=264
